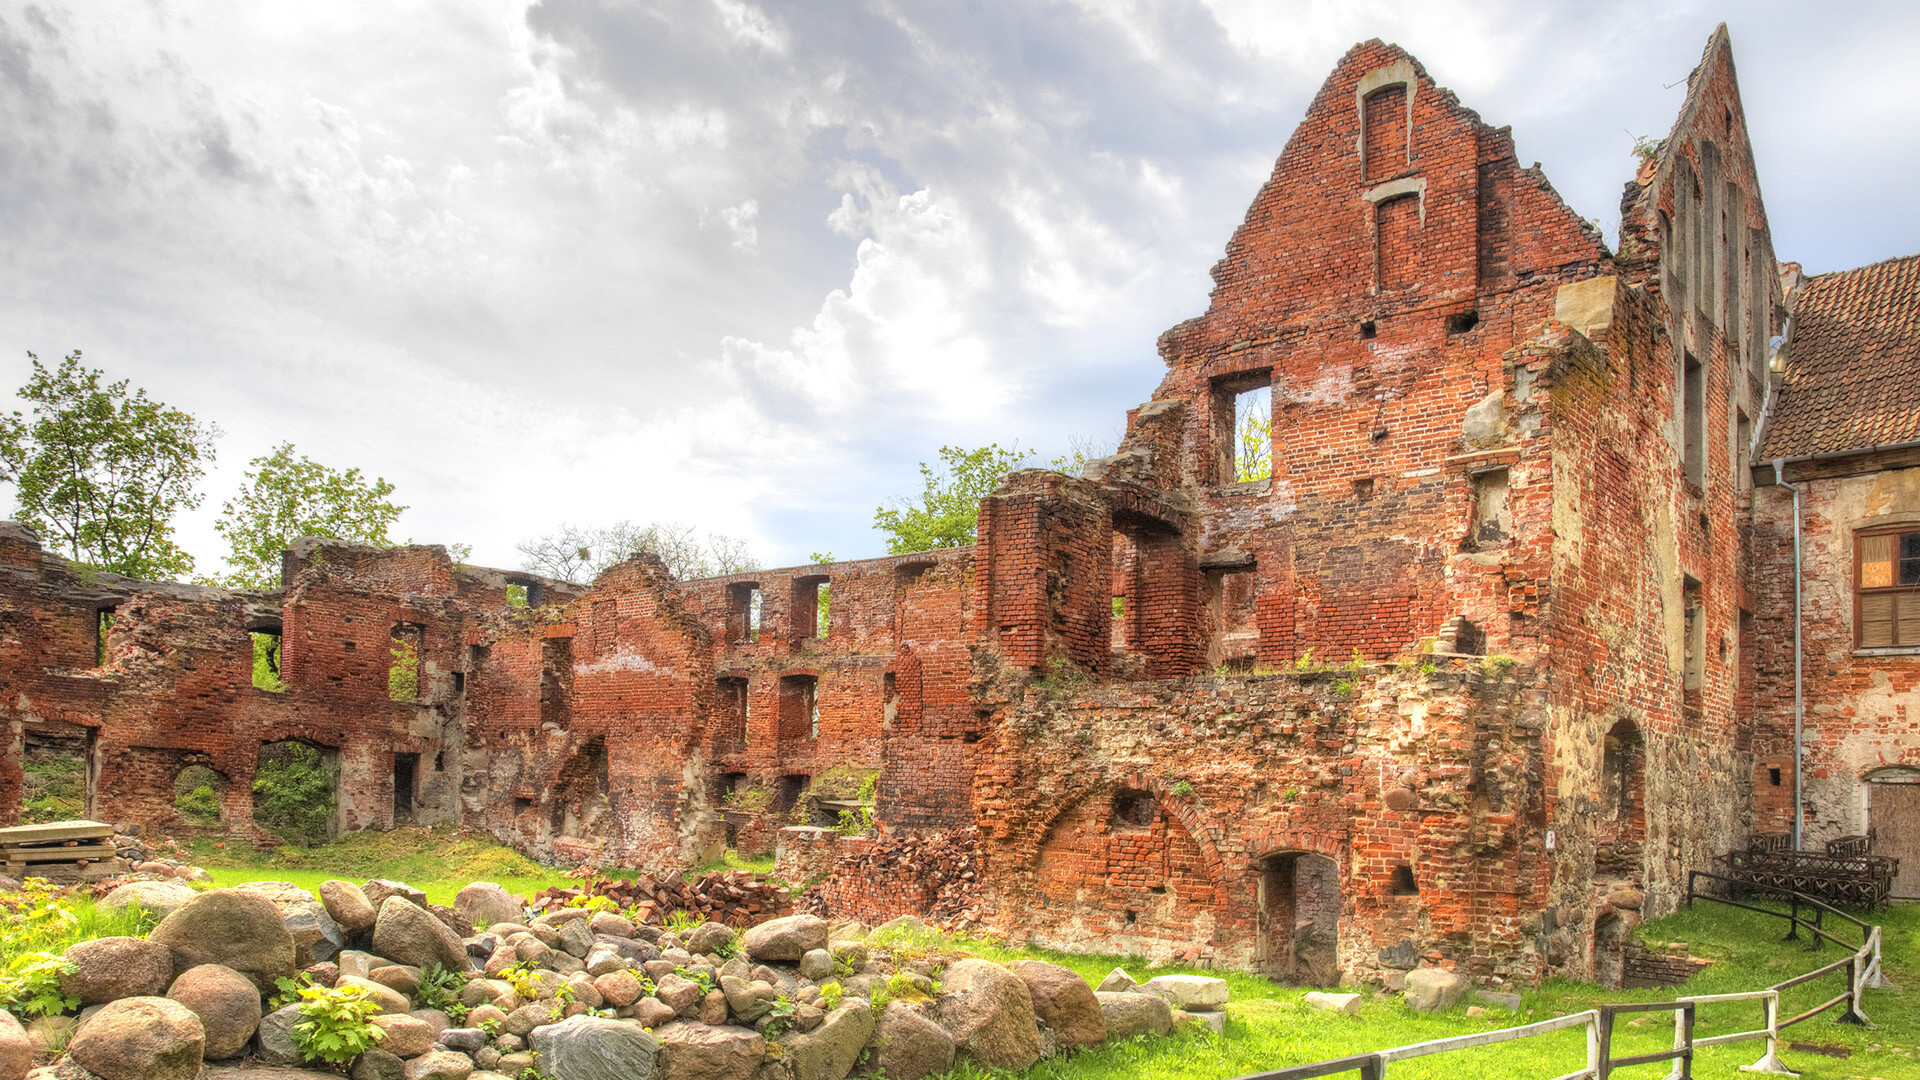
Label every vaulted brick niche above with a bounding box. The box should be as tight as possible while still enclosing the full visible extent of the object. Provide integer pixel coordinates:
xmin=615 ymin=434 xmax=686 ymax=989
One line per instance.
xmin=1595 ymin=719 xmax=1646 ymax=882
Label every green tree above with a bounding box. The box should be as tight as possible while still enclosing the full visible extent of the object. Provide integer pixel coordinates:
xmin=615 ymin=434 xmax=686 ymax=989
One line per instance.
xmin=0 ymin=351 xmax=218 ymax=580
xmin=872 ymin=443 xmax=1032 ymax=554
xmin=212 ymin=443 xmax=406 ymax=589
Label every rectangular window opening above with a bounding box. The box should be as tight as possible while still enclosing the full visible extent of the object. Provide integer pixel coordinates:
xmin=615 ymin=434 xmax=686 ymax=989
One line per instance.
xmin=728 ymin=582 xmax=763 ymax=644
xmin=1858 ymin=528 xmax=1920 ymax=648
xmin=505 ymin=578 xmax=543 ymax=609
xmin=392 ymin=752 xmax=417 ymax=824
xmin=251 ymin=629 xmax=285 ymax=693
xmin=791 ymin=576 xmax=829 ymax=641
xmin=94 ymin=607 xmax=115 ymax=668
xmin=1683 ymin=352 xmax=1705 ymax=487
xmin=1210 ymin=372 xmax=1272 ymax=485
xmin=388 ymin=625 xmax=421 ymax=702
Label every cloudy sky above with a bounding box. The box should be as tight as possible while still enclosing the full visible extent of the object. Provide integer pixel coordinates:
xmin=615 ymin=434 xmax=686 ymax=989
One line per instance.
xmin=3 ymin=0 xmax=1917 ymax=576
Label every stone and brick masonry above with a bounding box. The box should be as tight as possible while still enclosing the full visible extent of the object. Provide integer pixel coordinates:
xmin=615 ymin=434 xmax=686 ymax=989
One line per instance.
xmin=4 ymin=26 xmax=1910 ymax=991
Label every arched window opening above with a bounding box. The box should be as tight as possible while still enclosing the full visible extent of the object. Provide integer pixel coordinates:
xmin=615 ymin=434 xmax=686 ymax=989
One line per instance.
xmin=1595 ymin=719 xmax=1646 ymax=881
xmin=173 ymin=763 xmax=227 ymax=825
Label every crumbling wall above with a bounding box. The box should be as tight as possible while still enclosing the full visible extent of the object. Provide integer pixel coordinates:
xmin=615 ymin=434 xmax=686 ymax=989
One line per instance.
xmin=972 ymin=664 xmax=1550 ymax=986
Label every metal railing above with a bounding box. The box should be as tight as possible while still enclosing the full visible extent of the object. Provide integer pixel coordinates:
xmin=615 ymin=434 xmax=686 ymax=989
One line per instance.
xmin=1229 ymin=878 xmax=1884 ymax=1080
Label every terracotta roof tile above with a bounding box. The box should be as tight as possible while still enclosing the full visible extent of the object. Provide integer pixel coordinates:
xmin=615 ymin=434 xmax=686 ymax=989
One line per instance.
xmin=1762 ymin=253 xmax=1920 ymax=460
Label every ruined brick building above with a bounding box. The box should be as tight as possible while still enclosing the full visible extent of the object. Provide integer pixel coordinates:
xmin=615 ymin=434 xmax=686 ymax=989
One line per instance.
xmin=3 ymin=27 xmax=1914 ymax=989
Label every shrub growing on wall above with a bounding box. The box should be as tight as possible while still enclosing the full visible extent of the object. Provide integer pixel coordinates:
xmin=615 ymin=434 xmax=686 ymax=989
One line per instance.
xmin=253 ymin=742 xmax=335 ymax=845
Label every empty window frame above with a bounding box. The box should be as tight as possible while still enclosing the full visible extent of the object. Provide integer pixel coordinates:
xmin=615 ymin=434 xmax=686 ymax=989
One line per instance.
xmin=1682 ymin=352 xmax=1706 ymax=487
xmin=728 ymin=582 xmax=763 ymax=644
xmin=94 ymin=606 xmax=115 ymax=668
xmin=388 ymin=624 xmax=422 ymax=702
xmin=505 ymin=578 xmax=543 ymax=609
xmin=251 ymin=626 xmax=286 ymax=692
xmin=792 ymin=576 xmax=829 ymax=641
xmin=1209 ymin=370 xmax=1272 ymax=485
xmin=778 ymin=674 xmax=819 ymax=742
xmin=1857 ymin=527 xmax=1920 ymax=648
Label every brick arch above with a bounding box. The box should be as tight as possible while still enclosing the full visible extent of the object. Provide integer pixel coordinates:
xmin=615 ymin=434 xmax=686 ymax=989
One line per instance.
xmin=1241 ymin=826 xmax=1351 ymax=872
xmin=1023 ymin=770 xmax=1230 ymax=920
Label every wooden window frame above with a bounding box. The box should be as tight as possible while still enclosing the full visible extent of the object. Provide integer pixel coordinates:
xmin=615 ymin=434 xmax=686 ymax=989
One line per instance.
xmin=1855 ymin=526 xmax=1920 ymax=648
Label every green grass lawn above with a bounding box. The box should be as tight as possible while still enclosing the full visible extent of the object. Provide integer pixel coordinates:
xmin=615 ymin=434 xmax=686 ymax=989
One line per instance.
xmin=140 ymin=829 xmax=1920 ymax=1079
xmin=181 ymin=824 xmax=578 ymax=906
xmin=948 ymin=900 xmax=1919 ymax=1080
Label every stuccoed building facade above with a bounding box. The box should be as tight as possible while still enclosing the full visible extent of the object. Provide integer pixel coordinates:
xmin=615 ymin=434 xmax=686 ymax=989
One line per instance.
xmin=1 ymin=26 xmax=1912 ymax=990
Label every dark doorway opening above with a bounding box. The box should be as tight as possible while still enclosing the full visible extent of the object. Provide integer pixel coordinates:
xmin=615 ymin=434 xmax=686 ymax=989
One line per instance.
xmin=393 ymin=752 xmax=418 ymax=824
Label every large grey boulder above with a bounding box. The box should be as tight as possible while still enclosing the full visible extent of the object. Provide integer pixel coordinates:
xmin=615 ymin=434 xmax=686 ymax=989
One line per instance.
xmin=320 ymin=880 xmax=379 ymax=935
xmin=255 ymin=1002 xmax=306 ymax=1065
xmin=1403 ymin=968 xmax=1466 ymax=1013
xmin=739 ymin=914 xmax=827 ymax=962
xmin=165 ymin=963 xmax=261 ymax=1059
xmin=454 ymin=883 xmax=523 ymax=929
xmin=235 ymin=880 xmax=346 ymax=967
xmin=371 ymin=896 xmax=471 ymax=974
xmin=528 ymin=1015 xmax=660 ymax=1080
xmin=1136 ymin=974 xmax=1229 ymax=1012
xmin=1009 ymin=960 xmax=1105 ymax=1049
xmin=934 ymin=960 xmax=1041 ymax=1071
xmin=783 ymin=1002 xmax=874 ymax=1080
xmin=98 ymin=880 xmax=198 ymax=920
xmin=1095 ymin=990 xmax=1172 ymax=1038
xmin=872 ymin=1001 xmax=954 ymax=1080
xmin=59 ymin=937 xmax=172 ymax=1005
xmin=66 ymin=996 xmax=205 ymax=1080
xmin=148 ymin=889 xmax=297 ymax=992
xmin=654 ymin=1021 xmax=763 ymax=1080
xmin=351 ymin=1047 xmax=408 ymax=1080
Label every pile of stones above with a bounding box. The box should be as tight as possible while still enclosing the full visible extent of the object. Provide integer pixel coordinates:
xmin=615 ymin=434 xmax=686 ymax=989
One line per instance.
xmin=6 ymin=878 xmax=1230 ymax=1080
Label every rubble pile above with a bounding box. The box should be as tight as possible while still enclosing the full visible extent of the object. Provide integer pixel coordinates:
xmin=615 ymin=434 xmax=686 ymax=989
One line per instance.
xmin=6 ymin=877 xmax=1220 ymax=1080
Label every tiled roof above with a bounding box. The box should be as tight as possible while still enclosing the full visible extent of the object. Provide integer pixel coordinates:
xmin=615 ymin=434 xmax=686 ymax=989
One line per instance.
xmin=1762 ymin=253 xmax=1920 ymax=460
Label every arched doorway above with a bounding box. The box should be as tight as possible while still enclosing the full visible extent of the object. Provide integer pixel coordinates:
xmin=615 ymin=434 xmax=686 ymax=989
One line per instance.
xmin=1253 ymin=850 xmax=1342 ymax=985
